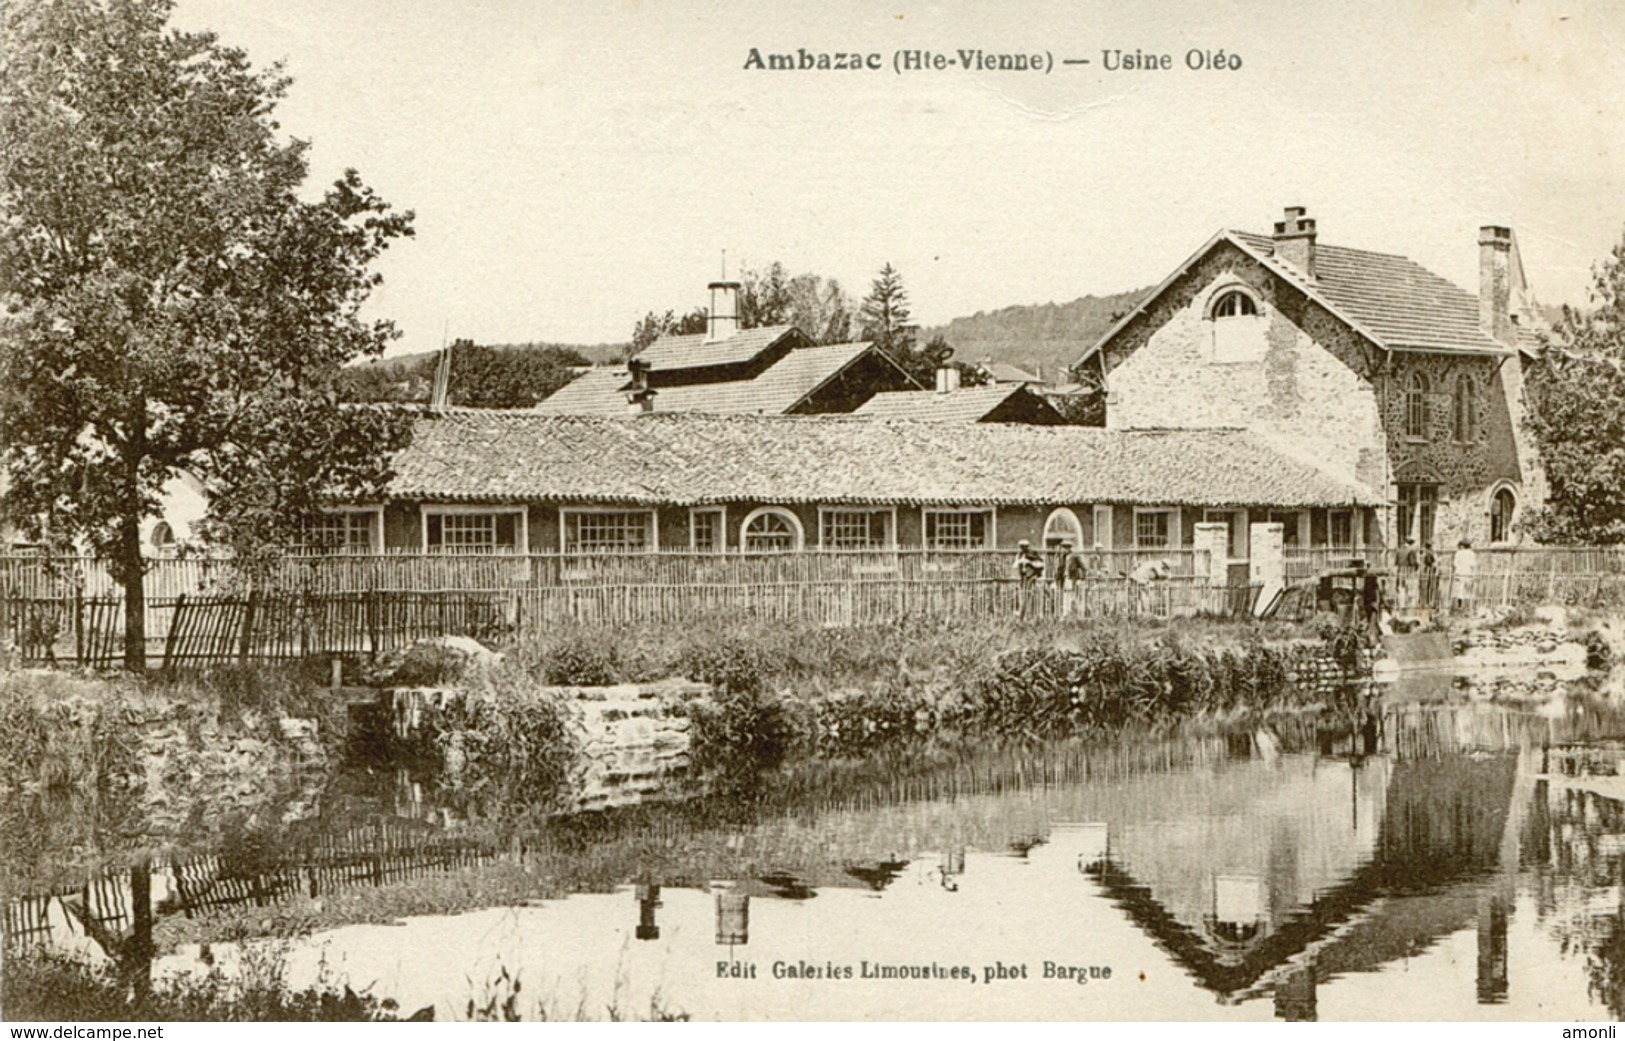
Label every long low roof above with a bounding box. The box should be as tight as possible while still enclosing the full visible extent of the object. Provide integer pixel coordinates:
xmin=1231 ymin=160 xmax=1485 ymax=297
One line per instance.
xmin=389 ymin=411 xmax=1382 ymax=509
xmin=535 ymin=340 xmax=877 ymax=416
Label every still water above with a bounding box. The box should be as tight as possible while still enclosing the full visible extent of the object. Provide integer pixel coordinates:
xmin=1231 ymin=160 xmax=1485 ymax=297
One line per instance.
xmin=10 ymin=683 xmax=1625 ymax=1021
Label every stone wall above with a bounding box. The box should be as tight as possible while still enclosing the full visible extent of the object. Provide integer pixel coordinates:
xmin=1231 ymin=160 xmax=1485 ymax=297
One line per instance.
xmin=1103 ymin=243 xmax=1385 ymax=490
xmin=1383 ymin=351 xmax=1523 ymax=548
xmin=388 ymin=682 xmax=701 ymax=813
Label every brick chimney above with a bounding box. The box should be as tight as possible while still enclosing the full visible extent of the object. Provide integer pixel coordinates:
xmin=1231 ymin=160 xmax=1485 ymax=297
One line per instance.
xmin=1478 ymin=225 xmax=1516 ymax=347
xmin=935 ymin=365 xmax=960 ymax=394
xmin=1271 ymin=206 xmax=1317 ymax=280
xmin=625 ymin=357 xmax=656 ymax=414
xmin=706 ymin=280 xmax=741 ymax=343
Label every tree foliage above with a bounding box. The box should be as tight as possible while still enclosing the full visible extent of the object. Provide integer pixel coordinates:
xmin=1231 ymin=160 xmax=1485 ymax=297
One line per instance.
xmin=860 ymin=263 xmax=950 ymax=384
xmin=337 ymin=341 xmax=588 ymax=407
xmin=1524 ymin=228 xmax=1625 ymax=544
xmin=629 ymin=306 xmax=707 ymax=356
xmin=739 ymin=262 xmax=855 ymax=344
xmin=0 ymin=0 xmax=414 ymax=666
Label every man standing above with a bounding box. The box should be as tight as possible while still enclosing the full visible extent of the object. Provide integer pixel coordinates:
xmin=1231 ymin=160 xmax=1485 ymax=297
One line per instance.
xmin=1014 ymin=539 xmax=1045 ymax=618
xmin=1058 ymin=539 xmax=1085 ymax=618
xmin=1399 ymin=538 xmax=1420 ymax=610
xmin=1452 ymin=539 xmax=1478 ymax=615
xmin=1419 ymin=541 xmax=1439 ymax=612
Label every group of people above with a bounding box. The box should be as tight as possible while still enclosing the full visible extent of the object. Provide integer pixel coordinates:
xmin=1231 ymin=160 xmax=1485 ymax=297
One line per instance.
xmin=1013 ymin=538 xmax=1114 ymax=617
xmin=1398 ymin=536 xmax=1478 ymax=613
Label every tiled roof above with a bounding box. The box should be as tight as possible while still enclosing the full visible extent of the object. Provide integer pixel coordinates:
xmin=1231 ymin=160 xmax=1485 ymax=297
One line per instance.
xmin=390 ymin=411 xmax=1381 ymax=508
xmin=855 ymin=386 xmax=1035 ymax=423
xmin=535 ymin=341 xmax=880 ymax=416
xmin=982 ymin=362 xmax=1041 ymax=383
xmin=1228 ymin=231 xmax=1508 ymax=356
xmin=636 ymin=325 xmax=799 ymax=370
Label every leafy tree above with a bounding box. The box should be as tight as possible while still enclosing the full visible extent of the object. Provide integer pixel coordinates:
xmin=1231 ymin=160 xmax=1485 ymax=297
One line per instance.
xmin=738 ymin=262 xmax=858 ymax=344
xmin=739 ymin=262 xmax=793 ymax=328
xmin=629 ymin=307 xmax=707 ymax=356
xmin=1524 ymin=227 xmax=1625 ymax=544
xmin=784 ymin=271 xmax=855 ymax=344
xmin=444 ymin=341 xmax=588 ymax=408
xmin=0 ymin=0 xmax=414 ymax=669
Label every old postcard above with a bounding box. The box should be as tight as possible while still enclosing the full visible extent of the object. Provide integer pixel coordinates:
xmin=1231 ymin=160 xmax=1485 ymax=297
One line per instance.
xmin=2 ymin=0 xmax=1624 ymax=1028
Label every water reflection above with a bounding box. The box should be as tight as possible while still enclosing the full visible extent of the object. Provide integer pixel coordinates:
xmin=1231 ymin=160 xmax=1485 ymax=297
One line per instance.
xmin=9 ymin=692 xmax=1625 ymax=1020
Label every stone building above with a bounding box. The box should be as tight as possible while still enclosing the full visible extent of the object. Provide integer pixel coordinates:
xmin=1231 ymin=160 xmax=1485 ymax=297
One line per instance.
xmin=1081 ymin=207 xmax=1542 ymax=556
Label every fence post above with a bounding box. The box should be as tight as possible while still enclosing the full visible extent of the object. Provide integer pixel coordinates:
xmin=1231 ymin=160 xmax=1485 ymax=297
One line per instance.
xmin=236 ymin=590 xmax=260 ymax=665
xmin=366 ymin=589 xmax=381 ymax=662
xmin=74 ymin=589 xmax=85 ymax=667
xmin=162 ymin=593 xmax=187 ymax=673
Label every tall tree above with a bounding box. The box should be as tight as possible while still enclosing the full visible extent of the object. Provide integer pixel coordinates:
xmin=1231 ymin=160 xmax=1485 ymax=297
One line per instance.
xmin=860 ymin=263 xmax=948 ymax=383
xmin=0 ymin=0 xmax=415 ymax=669
xmin=860 ymin=262 xmax=914 ymax=359
xmin=1525 ymin=227 xmax=1625 ymax=543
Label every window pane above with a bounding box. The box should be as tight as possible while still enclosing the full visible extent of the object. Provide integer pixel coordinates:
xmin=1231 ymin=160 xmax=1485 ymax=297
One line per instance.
xmin=1329 ymin=511 xmax=1353 ymax=548
xmin=824 ymin=510 xmax=888 ymax=549
xmin=427 ymin=511 xmax=524 ymax=553
xmin=567 ymin=511 xmax=650 ymax=552
xmin=745 ymin=511 xmax=797 ymax=552
xmin=1135 ymin=512 xmax=1170 ymax=549
xmin=692 ymin=510 xmax=723 ymax=552
xmin=925 ymin=510 xmax=990 ymax=550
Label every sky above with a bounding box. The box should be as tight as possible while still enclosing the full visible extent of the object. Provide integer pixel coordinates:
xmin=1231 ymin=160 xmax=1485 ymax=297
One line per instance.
xmin=170 ymin=0 xmax=1625 ymax=355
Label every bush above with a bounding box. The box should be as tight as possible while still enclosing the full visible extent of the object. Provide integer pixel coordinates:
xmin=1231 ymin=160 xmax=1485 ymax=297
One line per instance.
xmin=1583 ymin=629 xmax=1614 ymax=671
xmin=396 ymin=683 xmax=578 ymax=815
xmin=687 ymin=686 xmax=804 ymax=774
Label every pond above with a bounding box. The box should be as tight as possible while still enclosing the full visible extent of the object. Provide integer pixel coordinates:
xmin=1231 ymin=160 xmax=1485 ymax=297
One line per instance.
xmin=9 ymin=679 xmax=1625 ymax=1021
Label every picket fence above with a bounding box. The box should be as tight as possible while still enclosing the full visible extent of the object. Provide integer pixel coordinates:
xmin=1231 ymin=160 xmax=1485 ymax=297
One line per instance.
xmin=3 ymin=545 xmax=1623 ymax=669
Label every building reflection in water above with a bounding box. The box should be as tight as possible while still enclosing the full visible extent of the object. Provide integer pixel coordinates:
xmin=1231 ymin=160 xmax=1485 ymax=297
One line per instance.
xmin=1273 ymin=965 xmax=1317 ymax=1022
xmin=714 ymin=884 xmax=749 ymax=948
xmin=635 ymin=884 xmax=662 ymax=941
xmin=1477 ymin=892 xmax=1509 ymax=1003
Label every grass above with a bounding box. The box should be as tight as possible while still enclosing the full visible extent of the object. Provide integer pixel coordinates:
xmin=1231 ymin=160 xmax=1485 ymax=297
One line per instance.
xmin=465 ymin=615 xmax=1342 ymax=772
xmin=1 ymin=945 xmax=687 ymax=1022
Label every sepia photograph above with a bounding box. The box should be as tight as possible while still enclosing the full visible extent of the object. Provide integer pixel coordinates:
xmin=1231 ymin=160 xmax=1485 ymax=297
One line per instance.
xmin=3 ymin=0 xmax=1625 ymax=1026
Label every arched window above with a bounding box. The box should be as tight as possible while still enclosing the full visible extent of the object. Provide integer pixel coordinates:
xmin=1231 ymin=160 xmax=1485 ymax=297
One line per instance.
xmin=1210 ymin=290 xmax=1259 ymax=319
xmin=1490 ymin=487 xmax=1516 ymax=544
xmin=150 ymin=521 xmax=175 ymax=551
xmin=1042 ymin=507 xmax=1083 ymax=549
xmin=1453 ymin=374 xmax=1476 ymax=442
xmin=740 ymin=507 xmax=803 ymax=552
xmin=1404 ymin=372 xmax=1429 ymax=439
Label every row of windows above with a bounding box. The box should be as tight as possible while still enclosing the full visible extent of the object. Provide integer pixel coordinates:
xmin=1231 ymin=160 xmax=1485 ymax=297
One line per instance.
xmin=302 ymin=506 xmax=1196 ymax=553
xmin=1402 ymin=371 xmax=1480 ymax=442
xmin=305 ymin=505 xmax=1378 ymax=556
xmin=1395 ymin=483 xmax=1518 ymax=545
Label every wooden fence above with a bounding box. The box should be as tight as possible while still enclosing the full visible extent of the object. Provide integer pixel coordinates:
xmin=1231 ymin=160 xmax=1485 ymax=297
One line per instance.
xmin=5 ymin=545 xmax=1625 ymax=668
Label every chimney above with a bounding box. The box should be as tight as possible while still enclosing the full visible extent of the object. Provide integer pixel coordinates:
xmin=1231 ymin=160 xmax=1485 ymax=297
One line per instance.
xmin=706 ymin=280 xmax=741 ymax=342
xmin=625 ymin=357 xmax=656 ymax=414
xmin=1479 ymin=225 xmax=1516 ymax=347
xmin=1271 ymin=206 xmax=1317 ymax=280
xmin=935 ymin=365 xmax=960 ymax=394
